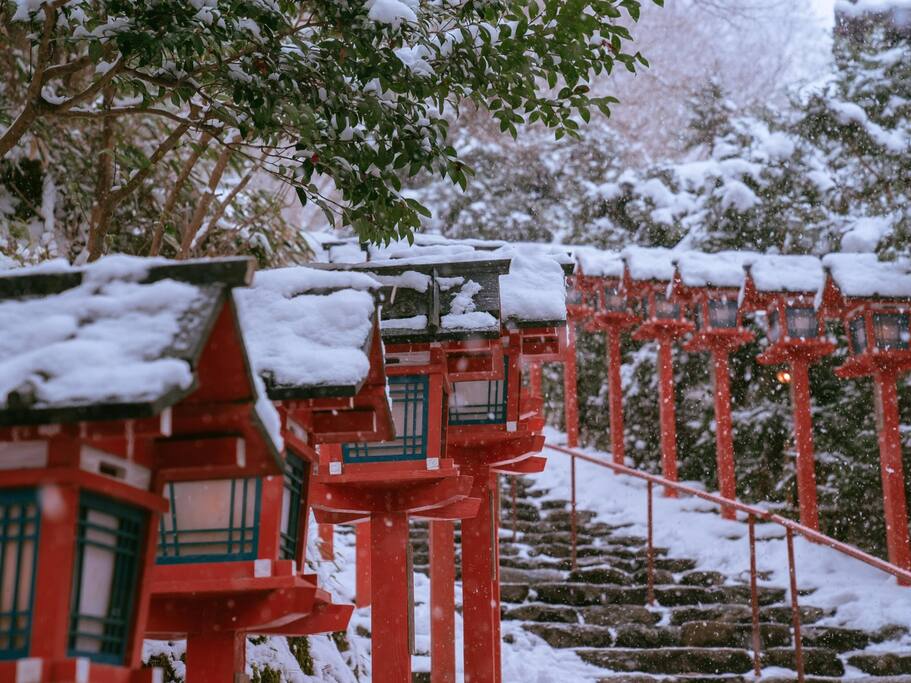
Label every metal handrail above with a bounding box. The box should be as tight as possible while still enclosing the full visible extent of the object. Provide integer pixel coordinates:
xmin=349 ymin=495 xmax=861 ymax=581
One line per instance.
xmin=535 ymin=442 xmax=911 ymax=681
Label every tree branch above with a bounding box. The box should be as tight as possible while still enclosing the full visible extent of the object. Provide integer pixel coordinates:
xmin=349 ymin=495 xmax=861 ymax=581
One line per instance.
xmin=178 ymin=135 xmax=239 ymax=258
xmin=192 ymin=156 xmax=262 ymax=255
xmin=150 ymin=131 xmax=213 ymax=256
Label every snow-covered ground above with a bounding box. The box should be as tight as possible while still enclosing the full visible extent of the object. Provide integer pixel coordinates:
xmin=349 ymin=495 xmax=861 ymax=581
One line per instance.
xmin=145 ymin=427 xmax=910 ymax=681
xmin=537 ymin=427 xmax=911 ymax=637
xmin=299 ymin=425 xmax=911 ymax=681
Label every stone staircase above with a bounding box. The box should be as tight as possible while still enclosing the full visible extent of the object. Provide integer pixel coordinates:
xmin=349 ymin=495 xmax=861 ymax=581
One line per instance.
xmin=410 ymin=476 xmax=911 ymax=682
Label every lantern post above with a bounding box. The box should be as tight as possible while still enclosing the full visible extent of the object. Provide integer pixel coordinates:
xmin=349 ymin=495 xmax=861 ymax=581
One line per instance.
xmin=147 ymin=265 xmax=393 ymax=682
xmin=573 ymin=248 xmax=639 ymax=464
xmin=563 ymin=274 xmax=593 ymax=449
xmin=307 ymin=259 xmax=506 ymax=682
xmin=622 ymin=247 xmax=695 ymax=493
xmin=0 ymin=256 xmax=267 ymax=683
xmin=820 ymin=254 xmax=911 ymax=578
xmin=446 ymin=249 xmax=566 ymax=683
xmin=741 ymin=256 xmax=833 ymax=531
xmin=673 ymin=252 xmax=756 ymax=519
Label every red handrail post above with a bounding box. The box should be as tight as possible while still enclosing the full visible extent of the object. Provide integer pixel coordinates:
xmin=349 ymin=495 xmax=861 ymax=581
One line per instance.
xmin=748 ymin=515 xmax=762 ymax=678
xmin=786 ymin=527 xmax=805 ymax=683
xmin=712 ymin=348 xmax=738 ymax=520
xmin=543 ymin=443 xmax=911 ymax=586
xmin=564 ymin=323 xmax=580 ymax=448
xmin=657 ymin=336 xmax=680 ymax=496
xmin=511 ymin=477 xmax=518 ymax=543
xmin=789 ymin=359 xmax=821 ymax=531
xmin=874 ymin=371 xmax=911 ymax=582
xmin=571 ymin=453 xmax=578 ymax=571
xmin=607 ymin=328 xmax=626 ymax=465
xmin=647 ymin=480 xmax=655 ymax=606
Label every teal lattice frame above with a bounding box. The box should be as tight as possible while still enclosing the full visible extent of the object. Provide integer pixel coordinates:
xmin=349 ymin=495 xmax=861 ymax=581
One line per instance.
xmin=67 ymin=493 xmax=144 ymax=665
xmin=343 ymin=375 xmax=429 ymax=463
xmin=156 ymin=478 xmax=261 ymax=564
xmin=448 ymin=357 xmax=509 ymax=426
xmin=0 ymin=488 xmax=39 ymax=661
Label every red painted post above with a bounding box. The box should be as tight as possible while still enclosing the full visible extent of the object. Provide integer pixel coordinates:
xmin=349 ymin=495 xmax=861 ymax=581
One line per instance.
xmin=530 ymin=362 xmax=544 ymax=399
xmin=511 ymin=478 xmax=518 ymax=542
xmin=873 ymin=371 xmax=911 ymax=580
xmin=607 ymin=328 xmax=626 ymax=465
xmin=788 ymin=359 xmax=820 ymax=531
xmin=564 ymin=323 xmax=580 ymax=448
xmin=355 ymin=520 xmax=372 ymax=607
xmin=712 ymin=349 xmax=738 ymax=519
xmin=748 ymin=515 xmax=762 ymax=677
xmin=492 ymin=474 xmax=503 ymax=683
xmin=430 ymin=521 xmax=456 ymax=683
xmin=646 ymin=481 xmax=655 ymax=606
xmin=461 ymin=474 xmax=499 ymax=683
xmin=786 ymin=528 xmax=806 ymax=683
xmin=318 ymin=522 xmax=335 ymax=560
xmin=30 ymin=482 xmax=78 ymax=661
xmin=184 ymin=631 xmax=246 ymax=683
xmin=657 ymin=336 xmax=679 ymax=495
xmin=570 ymin=453 xmax=578 ymax=571
xmin=371 ymin=511 xmax=413 ymax=682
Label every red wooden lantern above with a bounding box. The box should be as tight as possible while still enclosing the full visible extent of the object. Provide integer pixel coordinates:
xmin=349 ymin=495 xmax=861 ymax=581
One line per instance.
xmin=740 ymin=254 xmax=831 ymax=530
xmin=623 ymin=247 xmax=695 ymax=491
xmin=144 ymin=265 xmax=381 ymax=682
xmin=820 ymin=253 xmax=911 ymax=578
xmin=0 ymin=256 xmax=263 ymax=682
xmin=573 ymin=247 xmax=639 ymax=464
xmin=672 ymin=252 xmax=757 ymax=518
xmin=307 ymin=259 xmax=504 ymax=683
xmin=439 ymin=249 xmax=566 ymax=683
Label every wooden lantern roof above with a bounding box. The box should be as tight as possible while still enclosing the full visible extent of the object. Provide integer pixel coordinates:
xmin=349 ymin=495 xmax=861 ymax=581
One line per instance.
xmin=819 ymin=253 xmax=911 ymax=316
xmin=237 ymin=265 xmax=383 ymax=399
xmin=739 ymin=254 xmax=824 ymax=310
xmin=235 ymin=265 xmax=394 ymax=445
xmin=353 ymin=258 xmax=511 ymax=343
xmin=0 ymin=255 xmax=256 ymax=426
xmin=0 ymin=254 xmax=285 ymax=484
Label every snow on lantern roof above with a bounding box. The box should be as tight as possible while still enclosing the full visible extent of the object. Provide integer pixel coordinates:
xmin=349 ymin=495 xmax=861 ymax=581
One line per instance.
xmin=298 ymin=234 xmax=570 ymax=329
xmin=235 ymin=266 xmax=382 ymax=399
xmin=572 ymin=245 xmax=624 ymax=279
xmin=621 ymin=245 xmax=679 ymax=283
xmin=0 ymin=255 xmax=254 ymax=426
xmin=745 ymin=254 xmax=824 ymax=294
xmin=499 ymin=247 xmax=567 ymax=326
xmin=345 ymin=258 xmax=509 ymax=341
xmin=674 ymin=251 xmax=760 ymax=289
xmin=822 ymin=253 xmax=911 ymax=300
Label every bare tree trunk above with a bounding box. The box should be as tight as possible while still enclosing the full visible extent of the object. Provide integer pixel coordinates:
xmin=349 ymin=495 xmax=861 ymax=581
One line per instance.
xmin=150 ymin=131 xmax=212 ymax=256
xmin=87 ymin=89 xmax=116 ymax=261
xmin=88 ymin=120 xmax=191 ymax=260
xmin=192 ymin=157 xmax=262 ymax=255
xmin=0 ymin=3 xmax=58 ymax=159
xmin=177 ymin=137 xmax=238 ymax=259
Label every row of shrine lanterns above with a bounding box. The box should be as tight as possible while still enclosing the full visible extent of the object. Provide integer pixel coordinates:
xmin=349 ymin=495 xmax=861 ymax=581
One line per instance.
xmin=562 ymin=250 xmax=911 ymax=580
xmin=0 ymin=252 xmax=566 ymax=683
